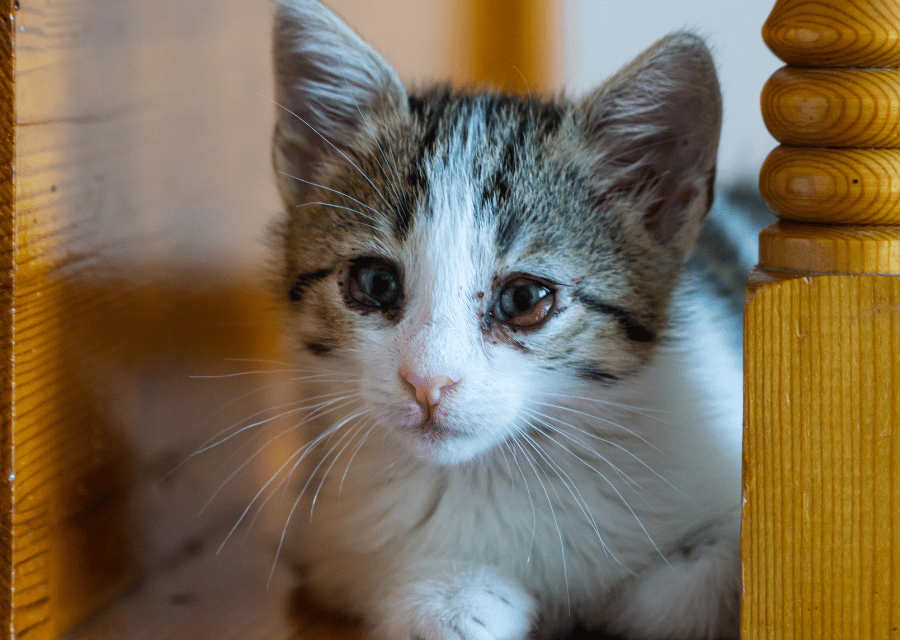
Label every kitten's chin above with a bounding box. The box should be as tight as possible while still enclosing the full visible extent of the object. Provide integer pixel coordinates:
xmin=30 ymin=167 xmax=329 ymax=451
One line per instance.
xmin=400 ymin=420 xmax=493 ymax=466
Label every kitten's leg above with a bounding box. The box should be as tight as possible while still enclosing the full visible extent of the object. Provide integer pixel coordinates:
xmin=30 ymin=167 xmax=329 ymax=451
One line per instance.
xmin=601 ymin=516 xmax=741 ymax=640
xmin=371 ymin=561 xmax=536 ymax=640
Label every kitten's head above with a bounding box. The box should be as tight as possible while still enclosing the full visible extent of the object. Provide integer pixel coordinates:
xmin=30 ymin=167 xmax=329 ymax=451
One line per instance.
xmin=271 ymin=0 xmax=721 ymax=465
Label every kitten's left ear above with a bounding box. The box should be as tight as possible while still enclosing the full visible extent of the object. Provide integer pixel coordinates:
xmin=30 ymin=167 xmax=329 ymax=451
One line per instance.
xmin=272 ymin=0 xmax=408 ymax=203
xmin=576 ymin=33 xmax=722 ymax=259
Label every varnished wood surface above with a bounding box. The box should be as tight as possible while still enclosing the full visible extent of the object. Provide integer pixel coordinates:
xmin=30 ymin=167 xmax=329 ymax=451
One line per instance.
xmin=760 ymin=146 xmax=900 ymax=224
xmin=762 ymin=67 xmax=900 ymax=147
xmin=0 ymin=1 xmax=14 ymax=636
xmin=10 ymin=0 xmax=281 ymax=634
xmin=743 ymin=270 xmax=900 ymax=639
xmin=747 ymin=1 xmax=900 ymax=638
xmin=763 ymin=0 xmax=900 ymax=67
xmin=759 ymin=222 xmax=900 ymax=274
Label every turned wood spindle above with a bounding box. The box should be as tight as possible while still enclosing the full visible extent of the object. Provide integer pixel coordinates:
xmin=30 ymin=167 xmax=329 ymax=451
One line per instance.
xmin=743 ymin=1 xmax=900 ymax=638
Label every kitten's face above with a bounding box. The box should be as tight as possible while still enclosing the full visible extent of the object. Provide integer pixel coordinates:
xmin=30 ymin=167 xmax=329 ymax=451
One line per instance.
xmin=272 ymin=1 xmax=721 ymax=465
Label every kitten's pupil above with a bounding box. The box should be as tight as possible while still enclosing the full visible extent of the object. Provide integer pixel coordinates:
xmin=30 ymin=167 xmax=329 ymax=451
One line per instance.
xmin=367 ymin=270 xmax=393 ymax=298
xmin=495 ymin=279 xmax=554 ymax=328
xmin=348 ymin=260 xmax=402 ymax=311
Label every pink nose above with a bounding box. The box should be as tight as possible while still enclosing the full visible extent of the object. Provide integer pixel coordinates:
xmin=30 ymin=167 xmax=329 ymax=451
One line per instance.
xmin=400 ymin=370 xmax=459 ymax=417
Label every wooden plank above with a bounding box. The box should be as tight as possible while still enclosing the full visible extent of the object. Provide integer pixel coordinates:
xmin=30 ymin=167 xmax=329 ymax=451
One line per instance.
xmin=0 ymin=1 xmax=14 ymax=635
xmin=743 ymin=270 xmax=900 ymax=639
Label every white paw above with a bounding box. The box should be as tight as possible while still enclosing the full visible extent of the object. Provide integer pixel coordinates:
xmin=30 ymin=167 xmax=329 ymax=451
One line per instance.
xmin=375 ymin=565 xmax=535 ymax=640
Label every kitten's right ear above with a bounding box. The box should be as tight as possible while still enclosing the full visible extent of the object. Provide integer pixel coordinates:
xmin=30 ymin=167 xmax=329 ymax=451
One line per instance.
xmin=574 ymin=33 xmax=721 ymax=261
xmin=272 ymin=0 xmax=407 ymax=203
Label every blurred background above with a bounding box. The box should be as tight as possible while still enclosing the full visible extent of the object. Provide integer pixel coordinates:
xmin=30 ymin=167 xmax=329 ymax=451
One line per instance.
xmin=15 ymin=0 xmax=781 ymax=275
xmin=10 ymin=0 xmax=780 ymax=636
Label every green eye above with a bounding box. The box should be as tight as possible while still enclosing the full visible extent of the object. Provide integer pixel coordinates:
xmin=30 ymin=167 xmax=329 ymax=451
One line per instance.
xmin=493 ymin=277 xmax=555 ymax=328
xmin=346 ymin=259 xmax=403 ymax=312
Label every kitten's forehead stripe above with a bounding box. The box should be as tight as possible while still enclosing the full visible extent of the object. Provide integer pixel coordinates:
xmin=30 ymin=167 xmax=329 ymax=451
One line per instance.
xmin=406 ymin=90 xmax=567 ymax=244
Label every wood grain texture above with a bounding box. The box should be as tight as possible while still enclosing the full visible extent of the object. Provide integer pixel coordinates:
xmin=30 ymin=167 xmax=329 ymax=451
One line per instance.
xmin=742 ymin=271 xmax=900 ymax=639
xmin=0 ymin=1 xmax=14 ymax=636
xmin=762 ymin=67 xmax=900 ymax=147
xmin=759 ymin=222 xmax=900 ymax=274
xmin=760 ymin=146 xmax=900 ymax=224
xmin=763 ymin=0 xmax=900 ymax=67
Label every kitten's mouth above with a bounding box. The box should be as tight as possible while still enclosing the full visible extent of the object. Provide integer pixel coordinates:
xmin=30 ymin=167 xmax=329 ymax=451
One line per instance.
xmin=412 ymin=418 xmax=465 ymax=442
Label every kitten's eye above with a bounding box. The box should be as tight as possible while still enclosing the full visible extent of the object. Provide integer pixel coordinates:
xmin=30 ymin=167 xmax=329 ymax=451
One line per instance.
xmin=493 ymin=277 xmax=555 ymax=328
xmin=346 ymin=259 xmax=403 ymax=312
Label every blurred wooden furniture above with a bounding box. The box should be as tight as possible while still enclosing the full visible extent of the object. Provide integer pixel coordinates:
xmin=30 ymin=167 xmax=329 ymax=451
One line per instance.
xmin=743 ymin=0 xmax=900 ymax=637
xmin=1 ymin=0 xmax=298 ymax=637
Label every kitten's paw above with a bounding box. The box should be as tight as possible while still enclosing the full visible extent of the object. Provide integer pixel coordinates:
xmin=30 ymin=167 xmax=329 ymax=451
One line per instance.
xmin=375 ymin=564 xmax=535 ymax=640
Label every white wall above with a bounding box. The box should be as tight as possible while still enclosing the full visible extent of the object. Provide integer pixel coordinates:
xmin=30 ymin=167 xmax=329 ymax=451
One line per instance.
xmin=562 ymin=0 xmax=781 ymax=184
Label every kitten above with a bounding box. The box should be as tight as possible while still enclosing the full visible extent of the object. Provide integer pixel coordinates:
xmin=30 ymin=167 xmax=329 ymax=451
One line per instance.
xmin=270 ymin=1 xmax=742 ymax=638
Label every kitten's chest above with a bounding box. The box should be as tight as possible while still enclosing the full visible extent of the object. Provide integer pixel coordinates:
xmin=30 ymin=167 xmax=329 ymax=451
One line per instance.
xmin=306 ymin=433 xmax=696 ymax=584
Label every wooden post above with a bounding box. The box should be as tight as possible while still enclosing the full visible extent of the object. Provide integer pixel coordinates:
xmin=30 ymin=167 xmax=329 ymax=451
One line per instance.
xmin=743 ymin=0 xmax=900 ymax=637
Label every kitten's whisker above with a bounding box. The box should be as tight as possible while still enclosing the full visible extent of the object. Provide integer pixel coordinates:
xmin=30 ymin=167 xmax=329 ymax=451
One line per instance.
xmin=223 ymin=357 xmax=306 ymax=368
xmin=296 ymin=201 xmax=381 ymax=229
xmin=275 ymin=169 xmax=390 ymax=221
xmin=193 ymin=394 xmax=351 ymax=456
xmin=522 ymin=409 xmax=649 ymax=494
xmin=266 ymin=407 xmax=371 ymax=587
xmin=310 ymin=413 xmax=373 ymax=519
xmin=204 ymin=396 xmax=360 ymax=519
xmin=251 ymin=404 xmax=365 ymax=524
xmin=339 ymin=418 xmax=380 ymax=495
xmin=526 ymin=408 xmax=681 ymax=496
xmin=529 ymin=400 xmax=661 ymax=451
xmin=523 ymin=416 xmax=668 ymax=566
xmin=189 ymin=369 xmax=309 ymax=379
xmin=288 ymin=374 xmax=363 ymax=383
xmin=497 ymin=440 xmax=515 ymax=480
xmin=221 ymin=402 xmax=363 ymax=556
xmin=218 ymin=430 xmax=310 ymax=555
xmin=540 ymin=391 xmax=673 ymax=422
xmin=513 ymin=439 xmax=570 ymax=613
xmin=504 ymin=440 xmax=537 ymax=565
xmin=286 ymin=405 xmax=369 ymax=503
xmin=206 ymin=419 xmax=305 ymax=521
xmin=518 ymin=427 xmax=605 ymax=544
xmin=300 ymin=396 xmax=362 ymax=424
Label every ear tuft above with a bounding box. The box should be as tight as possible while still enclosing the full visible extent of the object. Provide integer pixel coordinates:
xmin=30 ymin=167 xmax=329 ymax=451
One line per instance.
xmin=576 ymin=33 xmax=722 ymax=256
xmin=272 ymin=0 xmax=407 ymax=203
